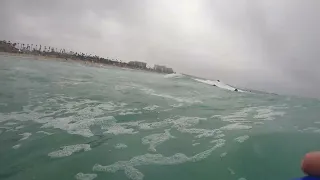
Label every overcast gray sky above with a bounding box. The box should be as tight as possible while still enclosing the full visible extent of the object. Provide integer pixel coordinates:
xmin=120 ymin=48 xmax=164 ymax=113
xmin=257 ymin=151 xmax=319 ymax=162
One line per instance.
xmin=1 ymin=0 xmax=320 ymax=98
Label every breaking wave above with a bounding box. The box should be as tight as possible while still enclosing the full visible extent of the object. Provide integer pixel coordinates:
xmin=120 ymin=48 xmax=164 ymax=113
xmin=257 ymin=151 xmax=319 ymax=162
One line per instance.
xmin=164 ymin=73 xmax=184 ymax=78
xmin=193 ymin=78 xmax=244 ymax=92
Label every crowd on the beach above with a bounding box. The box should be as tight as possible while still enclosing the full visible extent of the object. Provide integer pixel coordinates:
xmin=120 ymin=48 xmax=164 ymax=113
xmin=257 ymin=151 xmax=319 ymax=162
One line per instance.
xmin=0 ymin=40 xmax=174 ymax=74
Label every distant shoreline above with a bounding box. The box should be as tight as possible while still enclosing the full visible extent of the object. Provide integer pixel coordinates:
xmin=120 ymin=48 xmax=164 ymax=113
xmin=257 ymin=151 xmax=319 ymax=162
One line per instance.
xmin=0 ymin=52 xmax=165 ymax=74
xmin=0 ymin=40 xmax=175 ymax=74
xmin=0 ymin=52 xmax=108 ymax=69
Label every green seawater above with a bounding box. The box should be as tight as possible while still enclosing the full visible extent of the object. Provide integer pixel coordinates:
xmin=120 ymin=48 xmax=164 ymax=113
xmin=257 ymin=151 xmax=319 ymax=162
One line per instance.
xmin=1 ymin=54 xmax=320 ymax=180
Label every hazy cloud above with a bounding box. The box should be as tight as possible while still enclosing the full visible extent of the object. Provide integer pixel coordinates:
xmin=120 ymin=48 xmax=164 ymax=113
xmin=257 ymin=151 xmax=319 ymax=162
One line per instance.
xmin=1 ymin=0 xmax=320 ymax=97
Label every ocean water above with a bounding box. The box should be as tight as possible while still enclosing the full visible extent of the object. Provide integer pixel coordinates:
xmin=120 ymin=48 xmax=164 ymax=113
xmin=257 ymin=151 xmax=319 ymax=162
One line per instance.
xmin=1 ymin=55 xmax=320 ymax=180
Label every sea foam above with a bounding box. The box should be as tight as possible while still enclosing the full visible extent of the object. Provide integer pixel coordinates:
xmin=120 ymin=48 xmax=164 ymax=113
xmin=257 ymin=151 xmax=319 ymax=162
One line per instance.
xmin=75 ymin=173 xmax=97 ymax=180
xmin=12 ymin=144 xmax=21 ymax=149
xmin=220 ymin=123 xmax=252 ymax=130
xmin=193 ymin=78 xmax=244 ymax=92
xmin=142 ymin=129 xmax=174 ymax=152
xmin=93 ymin=141 xmax=225 ymax=180
xmin=114 ymin=143 xmax=128 ymax=149
xmin=234 ymin=135 xmax=249 ymax=143
xmin=142 ymin=105 xmax=159 ymax=111
xmin=48 ymin=144 xmax=91 ymax=158
xmin=254 ymin=107 xmax=285 ymax=121
xmin=19 ymin=132 xmax=32 ymax=141
xmin=177 ymin=128 xmax=223 ymax=138
xmin=36 ymin=131 xmax=53 ymax=135
xmin=164 ymin=73 xmax=184 ymax=78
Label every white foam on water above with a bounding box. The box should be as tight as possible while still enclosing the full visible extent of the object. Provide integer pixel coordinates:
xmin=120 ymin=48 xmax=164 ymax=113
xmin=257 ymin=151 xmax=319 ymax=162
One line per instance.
xmin=103 ymin=124 xmax=138 ymax=135
xmin=142 ymin=105 xmax=159 ymax=111
xmin=48 ymin=144 xmax=91 ymax=158
xmin=117 ymin=108 xmax=143 ymax=116
xmin=234 ymin=135 xmax=249 ymax=143
xmin=135 ymin=153 xmax=189 ymax=165
xmin=238 ymin=178 xmax=247 ymax=180
xmin=123 ymin=116 xmax=209 ymax=140
xmin=4 ymin=122 xmax=17 ymax=126
xmin=93 ymin=153 xmax=190 ymax=174
xmin=216 ymin=106 xmax=286 ymax=124
xmin=42 ymin=116 xmax=116 ymax=137
xmin=2 ymin=94 xmax=232 ymax=143
xmin=164 ymin=73 xmax=184 ymax=78
xmin=93 ymin=142 xmax=224 ymax=180
xmin=142 ymin=129 xmax=174 ymax=152
xmin=12 ymin=144 xmax=21 ymax=149
xmin=124 ymin=166 xmax=144 ymax=180
xmin=19 ymin=132 xmax=32 ymax=141
xmin=75 ymin=173 xmax=97 ymax=180
xmin=6 ymin=98 xmax=129 ymax=137
xmin=15 ymin=125 xmax=25 ymax=130
xmin=137 ymin=121 xmax=170 ymax=130
xmin=228 ymin=167 xmax=235 ymax=175
xmin=190 ymin=141 xmax=226 ymax=162
xmin=299 ymin=127 xmax=318 ymax=133
xmin=153 ymin=93 xmax=201 ymax=104
xmin=170 ymin=103 xmax=184 ymax=108
xmin=220 ymin=123 xmax=252 ymax=130
xmin=302 ymin=127 xmax=318 ymax=131
xmin=2 ymin=110 xmax=43 ymax=123
xmin=300 ymin=127 xmax=320 ymax=133
xmin=211 ymin=115 xmax=222 ymax=118
xmin=192 ymin=143 xmax=200 ymax=146
xmin=253 ymin=107 xmax=285 ymax=121
xmin=70 ymin=128 xmax=94 ymax=137
xmin=115 ymin=84 xmax=129 ymax=91
xmin=220 ymin=152 xmax=227 ymax=157
xmin=129 ymin=116 xmax=200 ymax=131
xmin=177 ymin=128 xmax=223 ymax=138
xmin=193 ymin=78 xmax=244 ymax=92
xmin=218 ymin=107 xmax=255 ymax=123
xmin=9 ymin=97 xmax=208 ymax=139
xmin=118 ymin=121 xmax=145 ymax=127
xmin=119 ymin=111 xmax=142 ymax=116
xmin=42 ymin=117 xmax=87 ymax=136
xmin=140 ymin=87 xmax=202 ymax=104
xmin=76 ymin=106 xmax=105 ymax=118
xmin=215 ymin=133 xmax=226 ymax=139
xmin=210 ymin=138 xmax=226 ymax=145
xmin=99 ymin=120 xmax=142 ymax=135
xmin=95 ymin=102 xmax=127 ymax=111
xmin=168 ymin=116 xmax=207 ymax=129
xmin=114 ymin=143 xmax=128 ymax=149
xmin=254 ymin=122 xmax=264 ymax=125
xmin=36 ymin=131 xmax=54 ymax=135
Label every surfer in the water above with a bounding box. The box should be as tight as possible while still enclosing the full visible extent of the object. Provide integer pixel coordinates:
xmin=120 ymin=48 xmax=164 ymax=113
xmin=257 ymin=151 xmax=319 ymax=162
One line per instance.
xmin=296 ymin=152 xmax=320 ymax=179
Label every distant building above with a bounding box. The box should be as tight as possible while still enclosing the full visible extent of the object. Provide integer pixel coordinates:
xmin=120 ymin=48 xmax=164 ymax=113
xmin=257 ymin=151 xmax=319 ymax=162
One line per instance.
xmin=166 ymin=68 xmax=174 ymax=74
xmin=128 ymin=61 xmax=147 ymax=69
xmin=154 ymin=65 xmax=165 ymax=73
xmin=154 ymin=65 xmax=174 ymax=74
